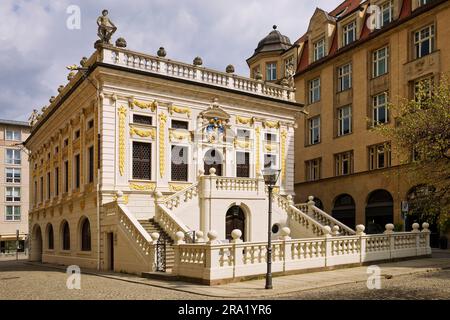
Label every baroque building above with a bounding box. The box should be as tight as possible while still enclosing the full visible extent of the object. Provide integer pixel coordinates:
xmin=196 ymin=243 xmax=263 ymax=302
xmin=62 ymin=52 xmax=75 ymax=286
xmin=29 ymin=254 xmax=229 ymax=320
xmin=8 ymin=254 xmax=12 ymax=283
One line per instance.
xmin=0 ymin=119 xmax=30 ymax=254
xmin=249 ymin=0 xmax=450 ymax=241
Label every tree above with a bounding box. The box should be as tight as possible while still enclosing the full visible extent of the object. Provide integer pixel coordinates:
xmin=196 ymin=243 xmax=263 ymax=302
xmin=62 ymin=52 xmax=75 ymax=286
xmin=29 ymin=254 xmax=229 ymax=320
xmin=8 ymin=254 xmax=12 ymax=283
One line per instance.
xmin=374 ymin=75 xmax=450 ymax=232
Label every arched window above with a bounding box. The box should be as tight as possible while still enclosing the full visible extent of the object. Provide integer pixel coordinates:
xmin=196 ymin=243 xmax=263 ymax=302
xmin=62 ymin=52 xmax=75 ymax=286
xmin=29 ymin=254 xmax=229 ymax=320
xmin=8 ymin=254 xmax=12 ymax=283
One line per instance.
xmin=62 ymin=221 xmax=70 ymax=251
xmin=365 ymin=189 xmax=393 ymax=234
xmin=332 ymin=194 xmax=356 ymax=230
xmin=226 ymin=206 xmax=245 ymax=242
xmin=81 ymin=218 xmax=91 ymax=251
xmin=47 ymin=224 xmax=54 ymax=250
xmin=204 ymin=149 xmax=223 ymax=176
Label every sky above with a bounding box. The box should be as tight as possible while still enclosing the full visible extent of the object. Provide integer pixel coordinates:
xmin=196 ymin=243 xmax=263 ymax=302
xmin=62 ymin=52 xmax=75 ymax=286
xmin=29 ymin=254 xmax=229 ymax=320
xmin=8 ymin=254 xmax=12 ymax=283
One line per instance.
xmin=0 ymin=0 xmax=343 ymax=122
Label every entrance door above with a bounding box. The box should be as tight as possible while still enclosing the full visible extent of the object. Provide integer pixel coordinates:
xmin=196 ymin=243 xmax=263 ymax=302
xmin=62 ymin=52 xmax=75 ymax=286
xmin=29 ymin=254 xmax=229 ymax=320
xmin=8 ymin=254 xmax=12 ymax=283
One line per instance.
xmin=107 ymin=233 xmax=114 ymax=271
xmin=226 ymin=206 xmax=246 ymax=242
xmin=204 ymin=149 xmax=223 ymax=176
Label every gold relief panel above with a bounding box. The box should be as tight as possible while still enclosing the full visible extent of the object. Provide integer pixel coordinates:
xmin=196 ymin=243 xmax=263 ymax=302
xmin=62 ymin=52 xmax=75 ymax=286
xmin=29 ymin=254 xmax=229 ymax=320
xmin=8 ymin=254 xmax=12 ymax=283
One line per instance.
xmin=130 ymin=125 xmax=156 ymax=139
xmin=264 ymin=143 xmax=277 ymax=152
xmin=169 ymin=105 xmax=191 ymax=118
xmin=234 ymin=138 xmax=252 ymax=149
xmin=129 ymin=182 xmax=157 ymax=192
xmin=130 ymin=99 xmax=157 ymax=112
xmin=169 ymin=183 xmax=192 ymax=192
xmin=281 ymin=130 xmax=287 ymax=182
xmin=118 ymin=106 xmax=127 ymax=176
xmin=236 ymin=116 xmax=254 ymax=126
xmin=159 ymin=113 xmax=167 ymax=178
xmin=255 ymin=127 xmax=261 ymax=174
xmin=169 ymin=129 xmax=191 ymax=142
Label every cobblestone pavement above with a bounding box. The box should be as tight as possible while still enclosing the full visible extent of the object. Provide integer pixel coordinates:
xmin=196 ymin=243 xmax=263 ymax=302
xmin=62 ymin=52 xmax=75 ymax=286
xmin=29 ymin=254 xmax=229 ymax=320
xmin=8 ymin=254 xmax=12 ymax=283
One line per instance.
xmin=272 ymin=269 xmax=450 ymax=300
xmin=1 ymin=258 xmax=449 ymax=300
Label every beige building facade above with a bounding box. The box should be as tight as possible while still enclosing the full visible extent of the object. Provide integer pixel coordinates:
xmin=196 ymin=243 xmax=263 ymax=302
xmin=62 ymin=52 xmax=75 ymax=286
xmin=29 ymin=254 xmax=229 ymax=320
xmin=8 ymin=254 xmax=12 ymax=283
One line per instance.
xmin=0 ymin=119 xmax=30 ymax=254
xmin=248 ymin=0 xmax=450 ymax=241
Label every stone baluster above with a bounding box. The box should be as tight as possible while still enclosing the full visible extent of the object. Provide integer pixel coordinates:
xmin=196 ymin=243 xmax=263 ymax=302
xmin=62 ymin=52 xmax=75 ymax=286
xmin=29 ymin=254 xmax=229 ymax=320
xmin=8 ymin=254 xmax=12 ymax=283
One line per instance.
xmin=307 ymin=196 xmax=315 ymax=217
xmin=421 ymin=222 xmax=431 ymax=254
xmin=231 ymin=229 xmax=243 ymax=273
xmin=150 ymin=232 xmax=160 ymax=245
xmin=323 ymin=226 xmax=332 ymax=267
xmin=384 ymin=223 xmax=395 ymax=259
xmin=332 ymin=225 xmax=340 ymax=236
xmin=195 ymin=231 xmax=205 ymax=243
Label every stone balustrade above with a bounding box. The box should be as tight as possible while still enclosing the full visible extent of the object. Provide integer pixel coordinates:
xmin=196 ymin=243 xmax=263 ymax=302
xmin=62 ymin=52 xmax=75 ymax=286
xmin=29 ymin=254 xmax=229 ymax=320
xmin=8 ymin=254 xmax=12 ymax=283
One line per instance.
xmin=159 ymin=183 xmax=199 ymax=211
xmin=172 ymin=223 xmax=432 ymax=284
xmin=101 ymin=47 xmax=296 ymax=102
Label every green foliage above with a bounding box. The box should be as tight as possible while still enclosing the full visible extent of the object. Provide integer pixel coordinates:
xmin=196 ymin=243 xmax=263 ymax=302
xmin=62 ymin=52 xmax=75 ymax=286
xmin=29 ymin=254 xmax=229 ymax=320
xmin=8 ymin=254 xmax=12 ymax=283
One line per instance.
xmin=373 ymin=75 xmax=450 ymax=230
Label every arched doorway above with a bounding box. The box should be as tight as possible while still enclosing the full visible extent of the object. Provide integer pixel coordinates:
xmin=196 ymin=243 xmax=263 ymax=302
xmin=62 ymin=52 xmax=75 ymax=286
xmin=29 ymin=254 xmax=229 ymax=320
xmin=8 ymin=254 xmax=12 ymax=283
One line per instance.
xmin=332 ymin=194 xmax=356 ymax=230
xmin=365 ymin=189 xmax=393 ymax=234
xmin=30 ymin=225 xmax=42 ymax=262
xmin=226 ymin=206 xmax=246 ymax=242
xmin=204 ymin=149 xmax=223 ymax=176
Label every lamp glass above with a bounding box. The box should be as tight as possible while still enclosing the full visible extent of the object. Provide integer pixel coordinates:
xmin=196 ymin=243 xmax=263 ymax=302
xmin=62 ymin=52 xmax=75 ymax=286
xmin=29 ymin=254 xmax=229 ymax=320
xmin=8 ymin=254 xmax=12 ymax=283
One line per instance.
xmin=261 ymin=168 xmax=281 ymax=186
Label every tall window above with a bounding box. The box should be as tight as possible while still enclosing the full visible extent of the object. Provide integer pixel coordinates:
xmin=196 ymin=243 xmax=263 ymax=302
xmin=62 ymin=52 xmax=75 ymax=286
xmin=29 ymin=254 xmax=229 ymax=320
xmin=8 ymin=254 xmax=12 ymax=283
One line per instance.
xmin=64 ymin=160 xmax=69 ymax=193
xmin=5 ymin=206 xmax=20 ymax=221
xmin=171 ymin=145 xmax=188 ymax=182
xmin=380 ymin=1 xmax=394 ymax=27
xmin=313 ymin=38 xmax=325 ymax=61
xmin=335 ymin=151 xmax=353 ymax=176
xmin=414 ymin=77 xmax=433 ymax=102
xmin=308 ymin=117 xmax=320 ymax=145
xmin=305 ymin=158 xmax=321 ymax=181
xmin=373 ymin=92 xmax=389 ymax=125
xmin=133 ymin=114 xmax=153 ymax=125
xmin=6 ymin=149 xmax=21 ymax=165
xmin=40 ymin=177 xmax=43 ymax=202
xmin=369 ymin=143 xmax=391 ymax=170
xmin=237 ymin=129 xmax=251 ymax=140
xmin=74 ymin=154 xmax=80 ymax=189
xmin=414 ymin=25 xmax=435 ymax=59
xmin=337 ymin=105 xmax=352 ymax=136
xmin=5 ymin=130 xmax=21 ymax=141
xmin=171 ymin=120 xmax=189 ymax=130
xmin=6 ymin=187 xmax=20 ymax=202
xmin=266 ymin=62 xmax=277 ymax=81
xmin=81 ymin=219 xmax=91 ymax=251
xmin=88 ymin=146 xmax=94 ymax=183
xmin=133 ymin=142 xmax=152 ymax=180
xmin=309 ymin=78 xmax=321 ymax=104
xmin=338 ymin=63 xmax=352 ymax=91
xmin=55 ymin=167 xmax=59 ymax=197
xmin=47 ymin=172 xmax=51 ymax=200
xmin=236 ymin=152 xmax=250 ymax=178
xmin=343 ymin=21 xmax=356 ymax=46
xmin=62 ymin=221 xmax=70 ymax=251
xmin=373 ymin=47 xmax=389 ymax=77
xmin=34 ymin=181 xmax=37 ymax=205
xmin=47 ymin=225 xmax=54 ymax=250
xmin=265 ymin=133 xmax=277 ymax=143
xmin=6 ymin=168 xmax=21 ymax=183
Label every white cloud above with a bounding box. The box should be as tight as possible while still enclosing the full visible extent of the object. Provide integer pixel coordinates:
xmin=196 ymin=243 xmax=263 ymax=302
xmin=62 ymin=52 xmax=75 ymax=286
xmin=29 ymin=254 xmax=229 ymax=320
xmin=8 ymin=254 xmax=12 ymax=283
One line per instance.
xmin=0 ymin=0 xmax=343 ymax=121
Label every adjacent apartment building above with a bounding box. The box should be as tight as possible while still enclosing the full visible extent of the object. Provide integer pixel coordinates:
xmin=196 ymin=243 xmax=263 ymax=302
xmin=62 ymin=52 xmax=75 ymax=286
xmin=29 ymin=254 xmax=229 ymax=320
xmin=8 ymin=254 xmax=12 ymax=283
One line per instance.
xmin=248 ymin=0 xmax=450 ymax=238
xmin=0 ymin=119 xmax=30 ymax=253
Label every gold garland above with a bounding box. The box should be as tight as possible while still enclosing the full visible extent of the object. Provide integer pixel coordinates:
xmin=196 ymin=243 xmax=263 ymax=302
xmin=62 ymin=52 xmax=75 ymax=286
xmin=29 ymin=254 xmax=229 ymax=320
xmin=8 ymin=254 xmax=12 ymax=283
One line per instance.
xmin=281 ymin=130 xmax=287 ymax=182
xmin=236 ymin=116 xmax=254 ymax=126
xmin=234 ymin=138 xmax=251 ymax=149
xmin=263 ymin=121 xmax=280 ymax=129
xmin=130 ymin=126 xmax=156 ymax=139
xmin=131 ymin=99 xmax=157 ymax=112
xmin=159 ymin=113 xmax=167 ymax=178
xmin=255 ymin=127 xmax=261 ymax=174
xmin=169 ymin=105 xmax=191 ymax=118
xmin=264 ymin=144 xmax=277 ymax=152
xmin=118 ymin=106 xmax=127 ymax=176
xmin=129 ymin=183 xmax=156 ymax=191
xmin=169 ymin=183 xmax=191 ymax=192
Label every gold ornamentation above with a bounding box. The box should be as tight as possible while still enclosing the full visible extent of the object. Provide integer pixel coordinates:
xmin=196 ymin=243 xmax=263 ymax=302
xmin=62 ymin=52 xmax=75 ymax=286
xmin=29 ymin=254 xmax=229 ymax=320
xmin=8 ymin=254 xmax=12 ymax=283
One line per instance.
xmin=264 ymin=144 xmax=277 ymax=152
xmin=234 ymin=138 xmax=251 ymax=149
xmin=123 ymin=195 xmax=129 ymax=204
xmin=169 ymin=183 xmax=191 ymax=192
xmin=236 ymin=116 xmax=254 ymax=126
xmin=159 ymin=113 xmax=167 ymax=178
xmin=129 ymin=183 xmax=156 ymax=191
xmin=130 ymin=126 xmax=156 ymax=139
xmin=169 ymin=105 xmax=191 ymax=118
xmin=118 ymin=106 xmax=127 ymax=176
xmin=255 ymin=127 xmax=261 ymax=174
xmin=169 ymin=130 xmax=191 ymax=142
xmin=263 ymin=121 xmax=280 ymax=129
xmin=281 ymin=130 xmax=288 ymax=182
xmin=131 ymin=99 xmax=157 ymax=112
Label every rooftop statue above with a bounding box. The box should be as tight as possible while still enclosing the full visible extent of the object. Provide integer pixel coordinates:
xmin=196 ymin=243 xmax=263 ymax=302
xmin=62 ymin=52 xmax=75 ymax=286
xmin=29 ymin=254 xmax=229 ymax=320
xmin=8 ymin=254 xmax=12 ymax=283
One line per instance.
xmin=97 ymin=9 xmax=117 ymax=44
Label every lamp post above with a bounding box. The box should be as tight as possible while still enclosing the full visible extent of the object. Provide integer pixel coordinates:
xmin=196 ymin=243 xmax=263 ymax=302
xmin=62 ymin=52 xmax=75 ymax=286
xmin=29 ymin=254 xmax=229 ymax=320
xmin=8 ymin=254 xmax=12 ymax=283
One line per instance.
xmin=262 ymin=168 xmax=281 ymax=290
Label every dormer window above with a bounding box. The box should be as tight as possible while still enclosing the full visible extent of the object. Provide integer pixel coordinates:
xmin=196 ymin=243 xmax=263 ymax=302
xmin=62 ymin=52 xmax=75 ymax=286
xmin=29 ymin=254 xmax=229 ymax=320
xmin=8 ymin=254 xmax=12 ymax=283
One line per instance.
xmin=266 ymin=62 xmax=277 ymax=81
xmin=380 ymin=1 xmax=394 ymax=27
xmin=313 ymin=38 xmax=325 ymax=61
xmin=343 ymin=21 xmax=356 ymax=46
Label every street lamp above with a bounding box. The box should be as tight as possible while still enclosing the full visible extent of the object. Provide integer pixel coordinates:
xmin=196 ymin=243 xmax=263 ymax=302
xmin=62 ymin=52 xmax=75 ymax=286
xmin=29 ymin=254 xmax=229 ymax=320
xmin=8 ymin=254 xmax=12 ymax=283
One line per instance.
xmin=261 ymin=168 xmax=281 ymax=290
